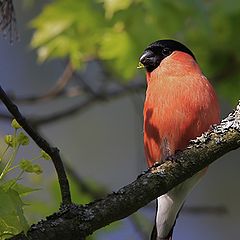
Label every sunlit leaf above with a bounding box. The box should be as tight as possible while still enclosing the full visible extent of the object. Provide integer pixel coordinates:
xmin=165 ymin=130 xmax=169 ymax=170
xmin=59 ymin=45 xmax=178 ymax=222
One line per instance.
xmin=0 ymin=188 xmax=29 ymax=238
xmin=99 ymin=23 xmax=138 ymax=78
xmin=31 ymin=0 xmax=105 ymax=67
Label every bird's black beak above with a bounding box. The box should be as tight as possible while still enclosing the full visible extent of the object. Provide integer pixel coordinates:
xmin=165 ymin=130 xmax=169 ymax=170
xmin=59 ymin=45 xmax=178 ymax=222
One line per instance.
xmin=139 ymin=50 xmax=161 ymax=72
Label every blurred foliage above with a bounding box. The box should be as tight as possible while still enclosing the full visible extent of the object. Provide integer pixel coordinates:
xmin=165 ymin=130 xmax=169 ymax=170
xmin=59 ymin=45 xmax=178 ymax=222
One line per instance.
xmin=30 ymin=0 xmax=240 ymax=104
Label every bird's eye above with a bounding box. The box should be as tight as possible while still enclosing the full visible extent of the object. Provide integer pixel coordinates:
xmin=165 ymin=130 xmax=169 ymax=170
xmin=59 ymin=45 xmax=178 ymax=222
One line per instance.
xmin=162 ymin=48 xmax=172 ymax=56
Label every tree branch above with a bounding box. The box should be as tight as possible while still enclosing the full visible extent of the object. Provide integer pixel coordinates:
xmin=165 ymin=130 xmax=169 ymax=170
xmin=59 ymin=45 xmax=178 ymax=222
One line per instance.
xmin=0 ymin=80 xmax=145 ymax=126
xmin=0 ymin=0 xmax=18 ymax=42
xmin=0 ymin=85 xmax=72 ymax=205
xmin=9 ymin=101 xmax=240 ymax=240
xmin=24 ymin=80 xmax=145 ymax=126
xmin=8 ymin=61 xmax=74 ymax=104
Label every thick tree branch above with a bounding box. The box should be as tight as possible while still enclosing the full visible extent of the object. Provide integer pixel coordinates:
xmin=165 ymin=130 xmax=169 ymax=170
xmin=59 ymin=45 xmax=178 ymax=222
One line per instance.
xmin=9 ymin=101 xmax=240 ymax=240
xmin=0 ymin=85 xmax=72 ymax=205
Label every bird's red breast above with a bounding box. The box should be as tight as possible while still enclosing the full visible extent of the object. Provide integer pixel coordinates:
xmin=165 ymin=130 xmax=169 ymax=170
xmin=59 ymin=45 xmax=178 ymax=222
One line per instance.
xmin=144 ymin=51 xmax=220 ymax=166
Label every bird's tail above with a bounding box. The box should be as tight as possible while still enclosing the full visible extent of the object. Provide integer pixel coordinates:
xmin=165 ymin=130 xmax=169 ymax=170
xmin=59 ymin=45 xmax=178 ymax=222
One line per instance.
xmin=150 ymin=171 xmax=204 ymax=240
xmin=151 ymin=202 xmax=178 ymax=240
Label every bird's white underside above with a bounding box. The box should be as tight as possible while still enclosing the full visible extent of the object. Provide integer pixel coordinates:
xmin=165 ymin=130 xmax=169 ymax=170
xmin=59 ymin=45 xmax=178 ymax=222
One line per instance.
xmin=156 ymin=171 xmax=204 ymax=239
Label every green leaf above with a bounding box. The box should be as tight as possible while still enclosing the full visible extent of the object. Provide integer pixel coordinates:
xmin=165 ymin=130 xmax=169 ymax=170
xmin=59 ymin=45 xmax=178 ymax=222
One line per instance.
xmin=11 ymin=119 xmax=21 ymax=130
xmin=19 ymin=159 xmax=33 ymax=172
xmin=17 ymin=132 xmax=29 ymax=146
xmin=99 ymin=23 xmax=137 ymax=79
xmin=0 ymin=188 xmax=29 ymax=238
xmin=4 ymin=135 xmax=16 ymax=148
xmin=31 ymin=0 xmax=105 ymax=67
xmin=40 ymin=150 xmax=51 ymax=161
xmin=31 ymin=165 xmax=43 ymax=175
xmin=1 ymin=180 xmax=39 ymax=196
xmin=19 ymin=159 xmax=42 ymax=175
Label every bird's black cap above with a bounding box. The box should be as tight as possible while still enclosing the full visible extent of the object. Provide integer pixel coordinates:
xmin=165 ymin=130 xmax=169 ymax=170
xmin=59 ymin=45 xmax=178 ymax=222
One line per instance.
xmin=139 ymin=39 xmax=196 ymax=72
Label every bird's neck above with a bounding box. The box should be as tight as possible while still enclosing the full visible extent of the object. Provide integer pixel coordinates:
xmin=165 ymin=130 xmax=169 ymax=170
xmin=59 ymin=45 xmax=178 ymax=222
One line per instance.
xmin=146 ymin=51 xmax=202 ymax=84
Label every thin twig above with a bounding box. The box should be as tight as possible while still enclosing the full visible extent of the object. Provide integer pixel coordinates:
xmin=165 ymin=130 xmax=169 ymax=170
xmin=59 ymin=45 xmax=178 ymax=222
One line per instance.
xmin=0 ymin=80 xmax=145 ymax=124
xmin=182 ymin=205 xmax=227 ymax=215
xmin=144 ymin=202 xmax=228 ymax=216
xmin=31 ymin=80 xmax=146 ymax=126
xmin=0 ymin=85 xmax=72 ymax=205
xmin=8 ymin=61 xmax=74 ymax=104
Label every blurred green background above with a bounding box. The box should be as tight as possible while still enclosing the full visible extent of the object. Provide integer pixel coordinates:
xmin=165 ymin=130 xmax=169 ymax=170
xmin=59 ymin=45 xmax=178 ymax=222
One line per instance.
xmin=0 ymin=0 xmax=240 ymax=239
xmin=30 ymin=0 xmax=240 ymax=104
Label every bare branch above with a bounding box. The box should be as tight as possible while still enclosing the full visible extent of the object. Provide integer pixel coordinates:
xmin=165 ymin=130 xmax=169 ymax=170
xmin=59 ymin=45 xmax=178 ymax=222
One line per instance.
xmin=9 ymin=101 xmax=240 ymax=240
xmin=0 ymin=0 xmax=18 ymax=42
xmin=0 ymin=80 xmax=145 ymax=125
xmin=0 ymin=85 xmax=72 ymax=205
xmin=145 ymin=202 xmax=228 ymax=216
xmin=182 ymin=205 xmax=227 ymax=215
xmin=8 ymin=61 xmax=74 ymax=104
xmin=32 ymin=80 xmax=145 ymax=126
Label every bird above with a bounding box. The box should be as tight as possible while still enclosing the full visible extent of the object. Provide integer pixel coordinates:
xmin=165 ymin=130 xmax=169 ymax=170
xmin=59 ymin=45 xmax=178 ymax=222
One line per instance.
xmin=139 ymin=39 xmax=220 ymax=240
